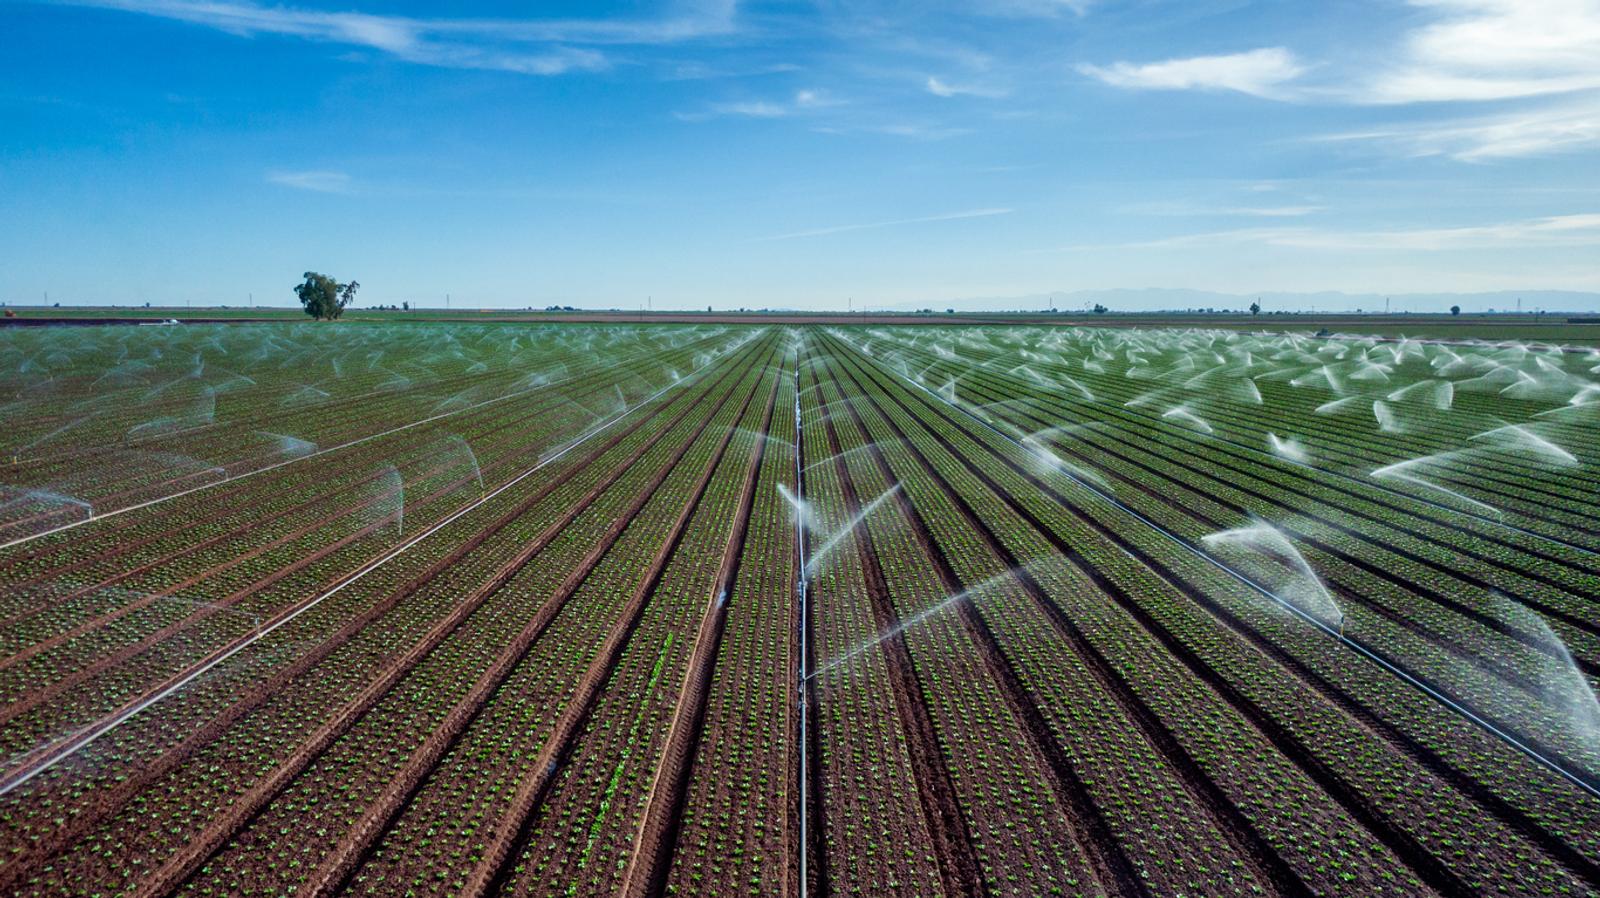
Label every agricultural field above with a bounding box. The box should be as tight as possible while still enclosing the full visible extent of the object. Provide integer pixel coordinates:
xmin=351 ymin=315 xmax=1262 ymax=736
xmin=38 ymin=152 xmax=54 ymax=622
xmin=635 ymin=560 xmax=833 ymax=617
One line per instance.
xmin=0 ymin=319 xmax=1598 ymax=897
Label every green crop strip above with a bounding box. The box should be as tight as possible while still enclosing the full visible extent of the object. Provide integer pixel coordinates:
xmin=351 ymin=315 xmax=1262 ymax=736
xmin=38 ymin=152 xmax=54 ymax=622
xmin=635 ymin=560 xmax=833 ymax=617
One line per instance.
xmin=564 ymin=631 xmax=676 ymax=896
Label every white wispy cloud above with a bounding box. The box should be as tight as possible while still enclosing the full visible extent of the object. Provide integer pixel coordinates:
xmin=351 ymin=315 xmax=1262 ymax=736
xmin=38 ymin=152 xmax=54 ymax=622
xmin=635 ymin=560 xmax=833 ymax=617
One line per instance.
xmin=793 ymin=89 xmax=838 ymax=108
xmin=1227 ymin=205 xmax=1323 ymax=217
xmin=661 ymin=61 xmax=802 ymax=81
xmin=53 ymin=0 xmax=740 ymax=74
xmin=1074 ymin=2 xmax=1600 ymax=164
xmin=1077 ymin=47 xmax=1305 ymax=99
xmin=979 ymin=0 xmax=1095 ymax=17
xmin=1319 ymin=98 xmax=1600 ymax=160
xmin=1355 ymin=0 xmax=1600 ymax=104
xmin=710 ymin=100 xmax=789 ymax=118
xmin=754 ymin=207 xmax=1013 ymax=241
xmin=1124 ymin=201 xmax=1325 ymax=217
xmin=926 ymin=76 xmax=1008 ymax=99
xmin=266 ymin=170 xmax=352 ymax=193
xmin=1281 ymin=213 xmax=1600 ymax=250
xmin=676 ymin=89 xmax=835 ymax=121
xmin=866 ymin=122 xmax=974 ymax=140
xmin=1078 ymin=3 xmax=1600 ymax=106
xmin=809 ymin=123 xmax=973 ymax=140
xmin=1066 ymin=213 xmax=1600 ymax=252
xmin=1305 ymin=2 xmax=1600 ymax=159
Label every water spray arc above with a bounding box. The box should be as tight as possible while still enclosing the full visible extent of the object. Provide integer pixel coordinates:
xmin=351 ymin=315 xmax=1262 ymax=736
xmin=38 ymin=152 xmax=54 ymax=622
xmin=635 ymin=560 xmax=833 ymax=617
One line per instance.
xmin=1201 ymin=522 xmax=1344 ymax=632
xmin=0 ymin=332 xmax=767 ymax=799
xmin=1371 ymin=456 xmax=1503 ymax=518
xmin=828 ymin=330 xmax=1600 ymax=802
xmin=807 ymin=566 xmax=1025 ymax=682
xmin=0 ymin=334 xmax=743 ymax=553
xmin=803 ymin=484 xmax=901 ymax=574
xmin=891 ymin=332 xmax=1600 ymax=562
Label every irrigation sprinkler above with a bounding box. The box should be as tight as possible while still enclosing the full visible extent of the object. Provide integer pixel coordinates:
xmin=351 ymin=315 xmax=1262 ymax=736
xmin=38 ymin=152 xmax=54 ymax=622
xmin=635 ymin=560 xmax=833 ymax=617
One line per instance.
xmin=806 ymin=566 xmax=1026 ymax=683
xmin=0 ymin=333 xmax=768 ymax=798
xmin=0 ymin=333 xmax=724 ymax=553
xmin=803 ymin=484 xmax=900 ymax=575
xmin=828 ymin=327 xmax=1600 ymax=802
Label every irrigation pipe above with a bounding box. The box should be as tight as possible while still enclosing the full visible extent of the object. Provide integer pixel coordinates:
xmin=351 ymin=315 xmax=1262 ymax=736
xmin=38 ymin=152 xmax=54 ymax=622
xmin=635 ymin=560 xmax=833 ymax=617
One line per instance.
xmin=793 ymin=349 xmax=812 ymax=898
xmin=831 ymin=331 xmax=1600 ymax=803
xmin=0 ymin=334 xmax=760 ymax=798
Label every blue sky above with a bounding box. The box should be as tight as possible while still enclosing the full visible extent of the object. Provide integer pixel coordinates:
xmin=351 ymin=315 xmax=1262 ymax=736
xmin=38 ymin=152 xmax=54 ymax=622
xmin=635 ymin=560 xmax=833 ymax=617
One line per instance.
xmin=2 ymin=0 xmax=1598 ymax=310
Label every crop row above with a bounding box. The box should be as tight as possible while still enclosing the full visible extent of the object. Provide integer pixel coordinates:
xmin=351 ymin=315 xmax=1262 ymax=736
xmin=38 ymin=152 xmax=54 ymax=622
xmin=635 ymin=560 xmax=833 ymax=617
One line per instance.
xmin=0 ymin=327 xmax=736 ymax=544
xmin=0 ymin=334 xmax=777 ymax=895
xmin=0 ymin=328 xmax=745 ymax=612
xmin=867 ymin=327 xmax=1600 ymax=537
xmin=870 ymin=329 xmax=1600 ymax=562
xmin=661 ymin=350 xmax=800 ymax=897
xmin=0 ymin=331 xmax=736 ymax=646
xmin=0 ymin=337 xmax=757 ymax=770
xmin=881 ymin=341 xmax=1600 ymax=670
xmin=815 ymin=330 xmax=1600 ymax=897
xmin=812 ymin=345 xmax=1415 ymax=896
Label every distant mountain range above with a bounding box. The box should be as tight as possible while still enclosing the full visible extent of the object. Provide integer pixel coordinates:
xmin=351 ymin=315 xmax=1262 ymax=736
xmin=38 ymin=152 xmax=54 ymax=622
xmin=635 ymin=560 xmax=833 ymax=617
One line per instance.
xmin=878 ymin=289 xmax=1600 ymax=315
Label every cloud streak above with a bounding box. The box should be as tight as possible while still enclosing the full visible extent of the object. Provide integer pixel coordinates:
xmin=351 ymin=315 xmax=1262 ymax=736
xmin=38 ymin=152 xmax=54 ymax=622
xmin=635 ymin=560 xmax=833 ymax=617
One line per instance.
xmin=926 ymin=76 xmax=1008 ymax=99
xmin=1064 ymin=213 xmax=1600 ymax=253
xmin=1124 ymin=201 xmax=1325 ymax=218
xmin=1318 ymin=98 xmax=1600 ymax=160
xmin=754 ymin=207 xmax=1013 ymax=241
xmin=1073 ymin=2 xmax=1600 ymax=164
xmin=1077 ymin=47 xmax=1305 ymax=99
xmin=266 ymin=169 xmax=352 ymax=193
xmin=52 ymin=0 xmax=740 ymax=75
xmin=981 ymin=0 xmax=1095 ymax=16
xmin=675 ymin=89 xmax=835 ymax=121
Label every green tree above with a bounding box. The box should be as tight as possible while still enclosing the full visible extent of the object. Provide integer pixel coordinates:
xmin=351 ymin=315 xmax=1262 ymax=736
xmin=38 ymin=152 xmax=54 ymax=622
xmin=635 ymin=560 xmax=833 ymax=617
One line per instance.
xmin=1092 ymin=303 xmax=1108 ymax=314
xmin=1450 ymin=304 xmax=1461 ymax=316
xmin=294 ymin=272 xmax=359 ymax=320
xmin=1249 ymin=301 xmax=1261 ymax=316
